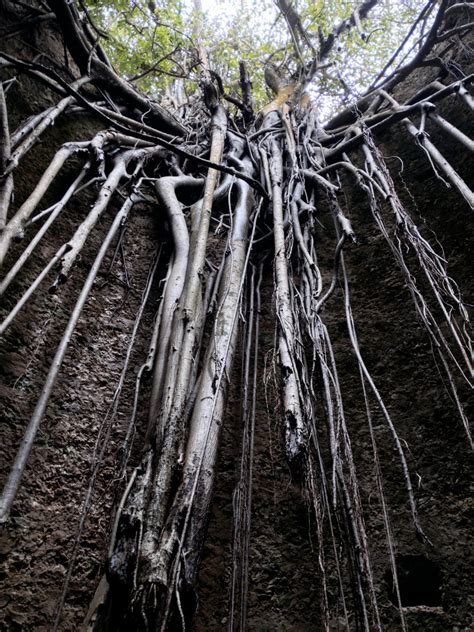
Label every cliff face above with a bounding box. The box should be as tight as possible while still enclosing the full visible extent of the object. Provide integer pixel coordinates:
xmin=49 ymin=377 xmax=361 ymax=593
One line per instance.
xmin=0 ymin=4 xmax=473 ymax=631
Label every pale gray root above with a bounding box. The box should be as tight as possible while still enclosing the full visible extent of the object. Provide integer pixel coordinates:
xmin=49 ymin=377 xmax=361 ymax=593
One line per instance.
xmin=149 ymin=105 xmax=227 ymax=442
xmin=0 ymin=192 xmax=136 ymax=524
xmin=341 ymin=256 xmax=429 ymax=544
xmin=0 ymin=173 xmax=13 ymax=233
xmin=289 ymin=182 xmax=316 ymax=271
xmin=358 ymin=138 xmax=472 ymax=390
xmin=360 ymin=376 xmax=407 ymax=631
xmin=105 ymin=105 xmax=229 ymax=622
xmin=5 ymin=76 xmax=90 ymax=176
xmin=360 ymin=150 xmax=472 ymax=444
xmin=0 ymin=80 xmax=13 ymax=230
xmin=54 ymin=238 xmax=159 ymax=632
xmin=147 ymin=175 xmax=203 ymax=423
xmin=229 ymin=263 xmax=261 ymax=632
xmin=145 ymin=122 xmax=229 ymax=553
xmin=146 ymin=156 xmax=255 ymax=630
xmin=456 ymin=83 xmax=474 ymax=110
xmin=0 ymin=142 xmax=87 ymax=266
xmin=0 ymin=162 xmax=90 ymax=296
xmin=299 ymin=264 xmax=381 ymax=630
xmin=430 ymin=112 xmax=474 ymax=152
xmin=266 ymin=113 xmax=306 ymax=463
xmin=404 ymin=117 xmax=474 ymax=209
xmin=54 ymin=147 xmax=164 ymax=286
xmin=0 ymin=243 xmax=70 ymax=335
xmin=1 ymin=5 xmax=472 ymax=628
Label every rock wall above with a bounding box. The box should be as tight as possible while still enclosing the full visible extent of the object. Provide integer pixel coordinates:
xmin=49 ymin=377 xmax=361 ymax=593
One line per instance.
xmin=0 ymin=4 xmax=472 ymax=631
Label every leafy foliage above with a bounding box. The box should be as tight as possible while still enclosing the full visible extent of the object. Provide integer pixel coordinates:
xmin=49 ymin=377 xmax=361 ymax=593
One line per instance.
xmin=83 ymin=0 xmax=432 ymax=114
xmin=304 ymin=0 xmax=435 ymax=101
xmin=84 ymin=0 xmax=192 ymax=95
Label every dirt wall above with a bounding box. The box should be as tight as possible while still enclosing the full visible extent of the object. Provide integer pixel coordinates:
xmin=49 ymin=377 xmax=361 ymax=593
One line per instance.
xmin=0 ymin=5 xmax=473 ymax=631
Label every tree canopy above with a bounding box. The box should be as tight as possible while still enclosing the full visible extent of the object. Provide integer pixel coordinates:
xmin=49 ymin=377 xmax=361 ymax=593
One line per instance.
xmin=83 ymin=0 xmax=435 ymax=110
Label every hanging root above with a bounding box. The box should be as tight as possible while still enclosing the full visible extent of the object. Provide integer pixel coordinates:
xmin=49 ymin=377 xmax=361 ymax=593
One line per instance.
xmin=0 ymin=189 xmax=137 ymax=524
xmin=1 ymin=9 xmax=472 ymax=629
